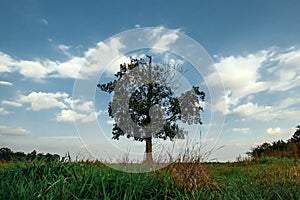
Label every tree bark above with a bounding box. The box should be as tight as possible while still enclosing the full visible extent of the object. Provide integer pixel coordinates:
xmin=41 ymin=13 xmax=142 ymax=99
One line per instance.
xmin=145 ymin=137 xmax=153 ymax=163
xmin=145 ymin=56 xmax=153 ymax=164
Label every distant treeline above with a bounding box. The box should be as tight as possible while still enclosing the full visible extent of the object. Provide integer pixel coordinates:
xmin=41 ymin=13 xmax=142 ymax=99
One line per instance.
xmin=247 ymin=125 xmax=300 ymax=159
xmin=0 ymin=148 xmax=64 ymax=162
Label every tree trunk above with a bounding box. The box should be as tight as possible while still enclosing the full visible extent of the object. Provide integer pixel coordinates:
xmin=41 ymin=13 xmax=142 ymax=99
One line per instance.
xmin=145 ymin=137 xmax=153 ymax=163
xmin=145 ymin=56 xmax=153 ymax=164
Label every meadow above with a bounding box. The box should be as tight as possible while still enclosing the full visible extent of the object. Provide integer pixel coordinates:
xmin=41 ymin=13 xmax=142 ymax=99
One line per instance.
xmin=1 ymin=157 xmax=299 ymax=199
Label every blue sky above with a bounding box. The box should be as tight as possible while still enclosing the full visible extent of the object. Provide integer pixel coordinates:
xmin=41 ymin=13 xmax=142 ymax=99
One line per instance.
xmin=1 ymin=0 xmax=300 ymax=162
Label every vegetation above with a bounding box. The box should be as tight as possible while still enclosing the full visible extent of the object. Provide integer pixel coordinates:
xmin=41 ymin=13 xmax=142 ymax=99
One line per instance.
xmin=247 ymin=125 xmax=300 ymax=159
xmin=97 ymin=56 xmax=205 ymax=162
xmin=0 ymin=147 xmax=61 ymax=162
xmin=0 ymin=157 xmax=299 ymax=199
xmin=1 ymin=127 xmax=300 ymax=200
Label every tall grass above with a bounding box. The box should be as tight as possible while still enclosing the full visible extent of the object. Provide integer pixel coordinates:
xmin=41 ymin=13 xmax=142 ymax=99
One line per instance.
xmin=1 ymin=157 xmax=299 ymax=199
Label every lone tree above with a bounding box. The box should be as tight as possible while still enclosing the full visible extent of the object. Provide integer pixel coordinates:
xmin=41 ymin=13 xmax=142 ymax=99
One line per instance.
xmin=97 ymin=56 xmax=205 ymax=163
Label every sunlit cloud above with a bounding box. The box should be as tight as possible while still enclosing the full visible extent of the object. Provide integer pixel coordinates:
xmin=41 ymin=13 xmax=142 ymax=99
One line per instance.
xmin=266 ymin=127 xmax=292 ymax=136
xmin=18 ymin=92 xmax=68 ymax=111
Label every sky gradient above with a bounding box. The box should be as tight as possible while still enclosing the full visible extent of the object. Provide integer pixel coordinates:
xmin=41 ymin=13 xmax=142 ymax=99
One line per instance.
xmin=1 ymin=0 xmax=300 ymax=162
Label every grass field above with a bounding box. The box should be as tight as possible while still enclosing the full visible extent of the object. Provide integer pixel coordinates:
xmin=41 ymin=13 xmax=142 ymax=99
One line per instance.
xmin=1 ymin=157 xmax=299 ymax=199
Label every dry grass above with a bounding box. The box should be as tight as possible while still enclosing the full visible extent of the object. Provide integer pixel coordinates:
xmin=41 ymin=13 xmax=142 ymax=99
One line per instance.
xmin=161 ymin=162 xmax=212 ymax=192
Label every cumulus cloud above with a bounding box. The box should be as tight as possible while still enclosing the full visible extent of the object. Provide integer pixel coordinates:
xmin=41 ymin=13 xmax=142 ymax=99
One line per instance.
xmin=19 ymin=92 xmax=68 ymax=111
xmin=52 ymin=57 xmax=84 ymax=79
xmin=152 ymin=28 xmax=180 ymax=50
xmin=81 ymin=37 xmax=126 ymax=77
xmin=1 ymin=30 xmax=299 ymax=125
xmin=0 ymin=125 xmax=30 ymax=136
xmin=56 ymin=107 xmax=100 ymax=123
xmin=68 ymin=98 xmax=103 ymax=123
xmin=0 ymin=52 xmax=15 ymax=72
xmin=268 ymin=48 xmax=300 ymax=91
xmin=266 ymin=127 xmax=292 ymax=136
xmin=56 ymin=109 xmax=86 ymax=122
xmin=0 ymin=27 xmax=183 ymax=81
xmin=72 ymin=100 xmax=94 ymax=113
xmin=17 ymin=60 xmax=52 ymax=80
xmin=232 ymin=102 xmax=273 ymax=121
xmin=208 ymin=51 xmax=270 ymax=110
xmin=57 ymin=97 xmax=100 ymax=123
xmin=0 ymin=38 xmax=124 ymax=80
xmin=209 ymin=47 xmax=300 ymax=122
xmin=14 ymin=90 xmax=100 ymax=123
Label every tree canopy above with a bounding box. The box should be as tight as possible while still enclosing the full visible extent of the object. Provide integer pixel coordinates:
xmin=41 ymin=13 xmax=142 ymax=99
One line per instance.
xmin=97 ymin=56 xmax=205 ymax=162
xmin=247 ymin=125 xmax=300 ymax=159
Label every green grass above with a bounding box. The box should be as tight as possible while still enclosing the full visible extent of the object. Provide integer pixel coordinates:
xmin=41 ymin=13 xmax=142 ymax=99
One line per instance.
xmin=0 ymin=157 xmax=299 ymax=199
xmin=206 ymin=157 xmax=300 ymax=199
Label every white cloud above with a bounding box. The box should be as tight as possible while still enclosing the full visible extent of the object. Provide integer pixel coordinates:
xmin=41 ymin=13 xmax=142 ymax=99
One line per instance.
xmin=81 ymin=112 xmax=99 ymax=123
xmin=16 ymin=60 xmax=53 ymax=80
xmin=208 ymin=47 xmax=300 ymax=122
xmin=58 ymin=44 xmax=71 ymax=51
xmin=232 ymin=102 xmax=273 ymax=121
xmin=209 ymin=51 xmax=270 ymax=108
xmin=0 ymin=52 xmax=15 ymax=72
xmin=55 ymin=97 xmax=101 ymax=123
xmin=73 ymin=100 xmax=94 ymax=113
xmin=2 ymin=100 xmax=22 ymax=107
xmin=53 ymin=57 xmax=83 ymax=79
xmin=58 ymin=44 xmax=72 ymax=57
xmin=81 ymin=37 xmax=126 ymax=77
xmin=266 ymin=127 xmax=292 ymax=136
xmin=232 ymin=128 xmax=250 ymax=133
xmin=56 ymin=109 xmax=86 ymax=122
xmin=0 ymin=125 xmax=30 ymax=136
xmin=152 ymin=28 xmax=180 ymax=50
xmin=56 ymin=109 xmax=99 ymax=123
xmin=268 ymin=49 xmax=300 ymax=91
xmin=13 ymin=91 xmax=100 ymax=123
xmin=266 ymin=127 xmax=281 ymax=135
xmin=134 ymin=24 xmax=141 ymax=28
xmin=0 ymin=52 xmax=82 ymax=80
xmin=232 ymin=100 xmax=300 ymax=121
xmin=0 ymin=51 xmax=56 ymax=81
xmin=0 ymin=27 xmax=181 ymax=80
xmin=0 ymin=107 xmax=11 ymax=115
xmin=19 ymin=92 xmax=68 ymax=111
xmin=0 ymin=81 xmax=13 ymax=86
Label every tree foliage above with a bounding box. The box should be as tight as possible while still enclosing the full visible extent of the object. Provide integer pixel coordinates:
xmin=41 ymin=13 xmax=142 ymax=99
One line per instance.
xmin=291 ymin=125 xmax=300 ymax=142
xmin=247 ymin=125 xmax=300 ymax=159
xmin=97 ymin=56 xmax=205 ymax=145
xmin=0 ymin=147 xmax=60 ymax=162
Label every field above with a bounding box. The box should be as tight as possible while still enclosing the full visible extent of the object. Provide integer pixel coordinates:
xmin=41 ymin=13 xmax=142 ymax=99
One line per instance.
xmin=1 ymin=157 xmax=299 ymax=199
